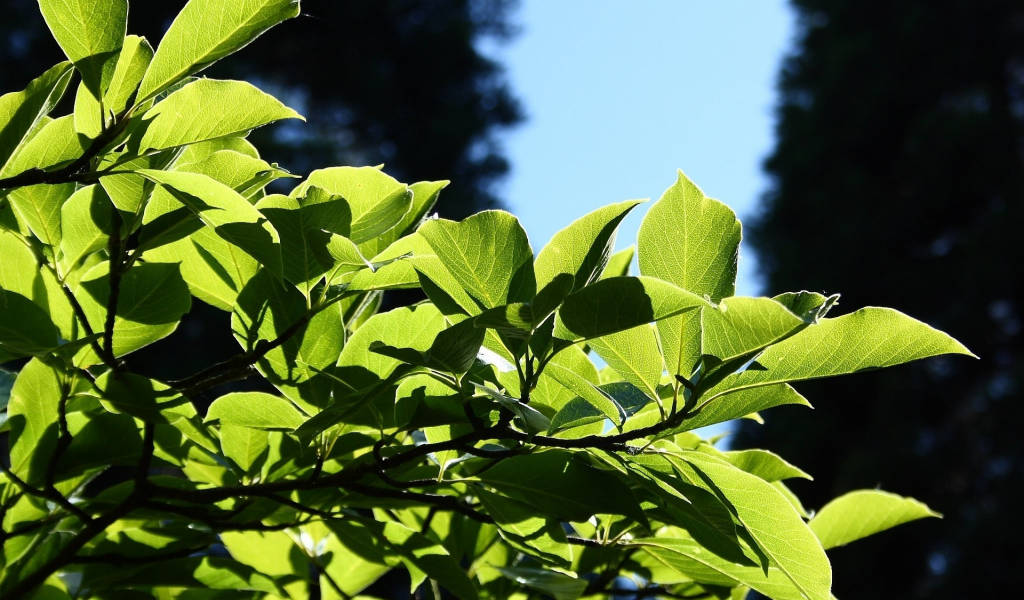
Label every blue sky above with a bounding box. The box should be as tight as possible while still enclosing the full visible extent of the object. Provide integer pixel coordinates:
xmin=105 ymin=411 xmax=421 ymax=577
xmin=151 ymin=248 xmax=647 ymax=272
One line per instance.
xmin=493 ymin=0 xmax=794 ymax=297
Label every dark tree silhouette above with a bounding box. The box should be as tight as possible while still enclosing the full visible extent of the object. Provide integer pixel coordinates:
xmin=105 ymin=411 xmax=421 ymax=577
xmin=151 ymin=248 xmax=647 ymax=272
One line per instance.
xmin=739 ymin=1 xmax=1024 ymax=597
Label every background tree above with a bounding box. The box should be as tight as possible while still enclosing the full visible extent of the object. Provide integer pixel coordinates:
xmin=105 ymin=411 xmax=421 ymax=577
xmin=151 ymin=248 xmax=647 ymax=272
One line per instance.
xmin=739 ymin=1 xmax=1024 ymax=597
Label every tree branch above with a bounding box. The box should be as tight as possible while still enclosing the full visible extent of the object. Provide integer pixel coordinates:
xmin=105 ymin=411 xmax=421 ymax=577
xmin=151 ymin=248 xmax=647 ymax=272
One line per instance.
xmin=0 ymin=461 xmax=92 ymax=525
xmin=71 ymin=545 xmax=205 ymax=566
xmin=344 ymin=482 xmax=493 ymax=524
xmin=0 ymin=109 xmax=130 ymax=191
xmin=170 ymin=313 xmax=311 ymax=397
xmin=101 ymin=208 xmax=125 ymax=365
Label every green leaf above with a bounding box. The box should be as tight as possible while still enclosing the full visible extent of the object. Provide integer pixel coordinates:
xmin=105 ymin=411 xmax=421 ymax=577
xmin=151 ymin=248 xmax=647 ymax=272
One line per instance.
xmin=495 ymin=567 xmax=587 ymax=600
xmin=73 ymin=82 xmax=104 ymax=141
xmin=206 ymin=392 xmax=306 ymax=430
xmin=379 ymin=520 xmax=479 ymax=600
xmin=138 ymin=169 xmax=283 ymax=279
xmin=141 ymin=151 xmax=289 ymax=308
xmin=426 ymin=317 xmax=487 ymax=374
xmin=535 ymin=199 xmax=643 ymax=293
xmin=371 ymin=314 xmax=485 ymax=376
xmin=93 ymin=371 xmax=196 ymax=423
xmin=589 ymin=323 xmax=663 ymax=400
xmin=702 ymin=308 xmax=975 ymax=401
xmin=137 ymin=79 xmax=302 ymax=152
xmin=637 ymin=172 xmax=740 ymax=379
xmin=543 ymin=359 xmax=626 ymax=426
xmin=175 ymin=149 xmax=294 ymax=198
xmin=98 ymin=150 xmax=174 ymax=216
xmin=656 ymin=309 xmax=703 ymax=379
xmin=137 ymin=0 xmax=301 ymax=103
xmin=638 ymin=170 xmax=741 ymax=302
xmin=718 ymin=449 xmax=812 ymax=483
xmin=474 ymin=383 xmax=551 ymax=434
xmin=358 ymin=179 xmax=448 ymax=258
xmin=628 ymin=536 xmax=808 ymax=600
xmin=0 ymin=62 xmax=74 ymax=174
xmin=2 ymin=115 xmax=86 ymax=178
xmin=94 ymin=556 xmax=284 ymax=594
xmin=548 ymin=381 xmax=650 ymax=433
xmin=291 ymin=166 xmax=413 ymax=245
xmin=321 ymin=521 xmax=394 ymax=596
xmin=772 ymin=291 xmax=839 ymax=324
xmin=144 ymin=227 xmax=260 ymax=311
xmin=222 ymin=530 xmax=309 ymax=599
xmin=600 ymin=246 xmax=634 ymax=279
xmin=701 ymin=297 xmax=806 ymax=363
xmin=60 ymin=184 xmax=114 ymax=270
xmin=0 ymin=230 xmax=79 ymax=344
xmin=672 ymin=451 xmax=832 ymax=600
xmin=38 ymin=0 xmax=126 ymax=98
xmin=232 ymin=269 xmax=345 ymax=414
xmin=531 ymin=345 xmax=599 ymax=413
xmin=254 ymin=190 xmax=354 ymax=297
xmin=419 ymin=210 xmax=536 ymax=309
xmin=475 ymin=273 xmax=575 ymax=336
xmin=673 ymin=384 xmax=810 ymax=433
xmin=220 ymin=423 xmax=270 ymax=474
xmin=0 ymin=289 xmax=59 ymax=355
xmin=556 ymin=276 xmax=709 ymax=341
xmin=478 ymin=450 xmax=645 ymax=522
xmin=477 ymin=489 xmax=573 ymax=568
xmin=422 ymin=423 xmax=459 ymax=478
xmin=76 ymin=261 xmax=192 ymax=357
xmin=335 ymin=304 xmax=445 ymax=392
xmin=103 ymin=35 xmax=154 ymax=115
xmin=7 ymin=183 xmax=73 ymax=248
xmin=808 ymin=490 xmax=940 ymax=550
xmin=6 ymin=359 xmax=70 ymax=484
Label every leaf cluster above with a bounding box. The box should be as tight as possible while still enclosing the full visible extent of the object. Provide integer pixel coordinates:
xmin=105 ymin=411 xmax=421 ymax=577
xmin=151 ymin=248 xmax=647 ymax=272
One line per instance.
xmin=0 ymin=2 xmax=973 ymax=599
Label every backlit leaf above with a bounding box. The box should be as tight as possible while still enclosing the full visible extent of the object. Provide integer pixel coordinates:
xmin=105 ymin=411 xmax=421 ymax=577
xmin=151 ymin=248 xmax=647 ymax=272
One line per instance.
xmin=809 ymin=490 xmax=940 ymax=550
xmin=478 ymin=450 xmax=645 ymax=522
xmin=76 ymin=261 xmax=192 ymax=357
xmin=638 ymin=170 xmax=741 ymax=302
xmin=0 ymin=62 xmax=74 ymax=175
xmin=38 ymin=0 xmax=126 ymax=97
xmin=419 ymin=210 xmax=536 ymax=309
xmin=672 ymin=451 xmax=832 ymax=600
xmin=206 ymin=392 xmax=306 ymax=430
xmin=535 ymin=199 xmax=642 ymax=292
xmin=291 ymin=166 xmax=413 ymax=245
xmin=138 ymin=79 xmax=302 ymax=152
xmin=702 ymin=308 xmax=975 ymax=401
xmin=137 ymin=0 xmax=301 ymax=102
xmin=138 ymin=169 xmax=283 ymax=279
xmin=557 ymin=276 xmax=709 ymax=341
xmin=0 ymin=289 xmax=59 ymax=355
